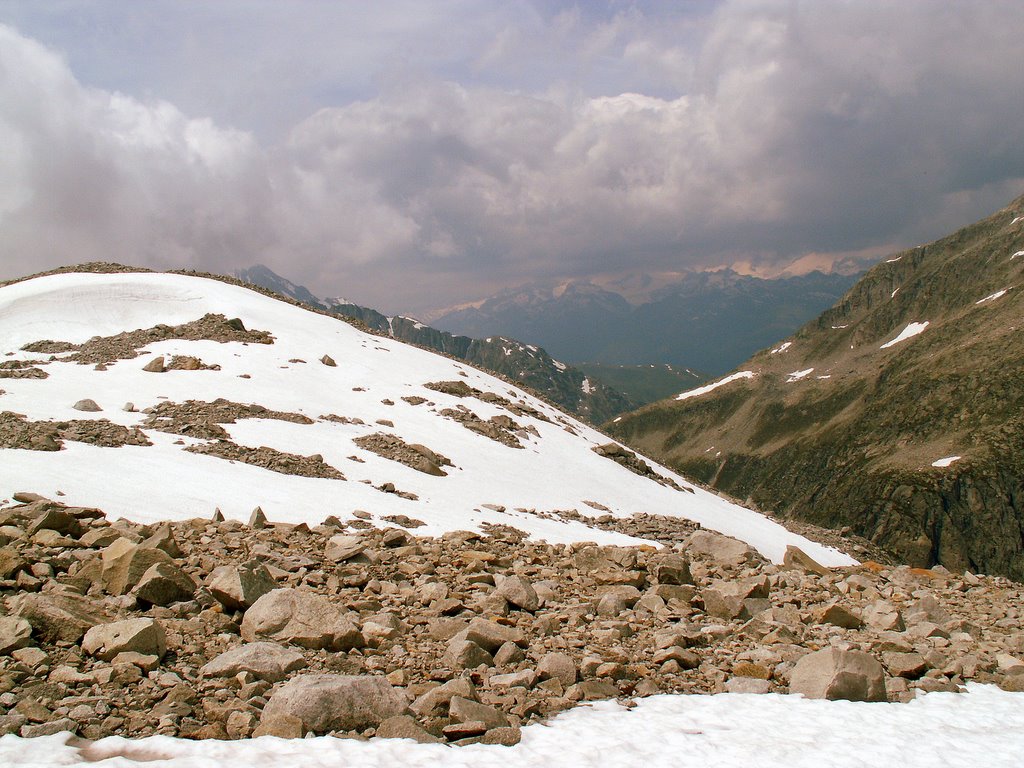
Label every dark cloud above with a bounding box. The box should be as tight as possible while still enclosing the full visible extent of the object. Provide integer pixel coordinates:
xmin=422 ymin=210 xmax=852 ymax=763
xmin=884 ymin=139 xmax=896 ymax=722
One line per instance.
xmin=1 ymin=2 xmax=1023 ymax=314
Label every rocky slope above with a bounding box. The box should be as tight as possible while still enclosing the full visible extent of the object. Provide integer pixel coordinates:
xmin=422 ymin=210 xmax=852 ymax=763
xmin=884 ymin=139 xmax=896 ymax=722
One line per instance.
xmin=610 ymin=193 xmax=1024 ymax=580
xmin=2 ymin=495 xmax=1022 ymax=744
xmin=234 ymin=266 xmax=638 ymax=424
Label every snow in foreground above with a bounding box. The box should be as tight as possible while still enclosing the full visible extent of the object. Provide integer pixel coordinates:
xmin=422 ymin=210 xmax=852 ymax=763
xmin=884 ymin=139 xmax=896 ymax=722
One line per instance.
xmin=1 ymin=685 xmax=1021 ymax=768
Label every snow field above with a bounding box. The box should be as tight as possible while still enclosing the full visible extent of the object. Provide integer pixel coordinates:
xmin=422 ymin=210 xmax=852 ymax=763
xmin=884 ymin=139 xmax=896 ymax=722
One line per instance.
xmin=1 ymin=685 xmax=1022 ymax=768
xmin=0 ymin=272 xmax=853 ymax=565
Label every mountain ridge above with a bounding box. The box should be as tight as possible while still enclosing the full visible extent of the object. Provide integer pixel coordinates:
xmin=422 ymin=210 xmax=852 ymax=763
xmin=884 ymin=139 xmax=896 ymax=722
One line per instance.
xmin=609 ymin=192 xmax=1024 ymax=580
xmin=431 ymin=269 xmax=861 ymax=375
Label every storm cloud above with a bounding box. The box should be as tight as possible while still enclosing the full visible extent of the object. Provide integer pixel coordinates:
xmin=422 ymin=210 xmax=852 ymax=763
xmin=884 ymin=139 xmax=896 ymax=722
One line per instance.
xmin=1 ymin=1 xmax=1023 ymax=314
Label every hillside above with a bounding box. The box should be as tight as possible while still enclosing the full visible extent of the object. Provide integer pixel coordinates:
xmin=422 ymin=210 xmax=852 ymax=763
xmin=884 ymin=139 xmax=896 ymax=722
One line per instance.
xmin=0 ymin=267 xmax=842 ymax=562
xmin=234 ymin=266 xmax=638 ymax=424
xmin=610 ymin=194 xmax=1024 ymax=580
xmin=3 ymin=268 xmax=1024 ymax=758
xmin=431 ymin=270 xmax=860 ymax=375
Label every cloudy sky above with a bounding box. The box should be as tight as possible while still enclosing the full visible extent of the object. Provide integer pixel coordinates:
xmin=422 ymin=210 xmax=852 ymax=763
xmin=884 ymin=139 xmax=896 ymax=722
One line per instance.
xmin=1 ymin=1 xmax=1023 ymax=314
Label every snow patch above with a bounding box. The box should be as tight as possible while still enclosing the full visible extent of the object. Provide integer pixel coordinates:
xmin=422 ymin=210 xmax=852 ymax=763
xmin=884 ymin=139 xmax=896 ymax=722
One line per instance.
xmin=1012 ymin=251 xmax=1024 ymax=260
xmin=831 ymin=324 xmax=849 ymax=330
xmin=885 ymin=255 xmax=903 ymax=263
xmin=1011 ymin=215 xmax=1024 ymax=224
xmin=552 ymin=360 xmax=567 ymax=371
xmin=786 ymin=368 xmax=814 ymax=382
xmin=2 ymin=684 xmax=1023 ymax=768
xmin=891 ymin=288 xmax=899 ymax=298
xmin=976 ymin=289 xmax=1010 ymax=305
xmin=880 ymin=321 xmax=929 ymax=349
xmin=581 ymin=378 xmax=593 ymax=395
xmin=770 ymin=342 xmax=792 ymax=354
xmin=932 ymin=456 xmax=962 ymax=468
xmin=675 ymin=371 xmax=755 ymax=401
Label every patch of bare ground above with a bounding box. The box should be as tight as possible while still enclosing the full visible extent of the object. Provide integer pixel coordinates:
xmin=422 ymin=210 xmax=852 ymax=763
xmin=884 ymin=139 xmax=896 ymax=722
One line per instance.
xmin=20 ymin=314 xmax=273 ymax=368
xmin=353 ymin=433 xmax=453 ymax=476
xmin=185 ymin=440 xmax=345 ymax=479
xmin=142 ymin=400 xmax=313 ymax=441
xmin=0 ymin=412 xmax=151 ymax=451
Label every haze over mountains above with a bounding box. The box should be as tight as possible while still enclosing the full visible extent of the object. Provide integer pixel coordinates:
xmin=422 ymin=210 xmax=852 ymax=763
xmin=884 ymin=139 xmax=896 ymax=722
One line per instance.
xmin=611 ymin=193 xmax=1024 ymax=581
xmin=430 ymin=270 xmax=860 ymax=375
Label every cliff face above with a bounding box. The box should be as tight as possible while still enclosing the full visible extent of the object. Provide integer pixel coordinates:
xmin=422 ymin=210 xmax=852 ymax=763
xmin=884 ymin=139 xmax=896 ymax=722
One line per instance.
xmin=610 ymin=193 xmax=1024 ymax=579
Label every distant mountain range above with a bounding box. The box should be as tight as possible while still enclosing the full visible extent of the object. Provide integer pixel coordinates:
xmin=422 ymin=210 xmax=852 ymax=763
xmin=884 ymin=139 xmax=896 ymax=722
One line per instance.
xmin=233 ymin=265 xmax=638 ymax=424
xmin=430 ymin=270 xmax=861 ymax=375
xmin=610 ymin=193 xmax=1024 ymax=580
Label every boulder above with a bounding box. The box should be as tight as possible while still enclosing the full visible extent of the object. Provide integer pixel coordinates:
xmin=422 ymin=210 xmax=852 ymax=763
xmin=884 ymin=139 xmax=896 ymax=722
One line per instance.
xmin=410 ymin=677 xmax=477 ymax=717
xmin=461 ymin=617 xmax=526 ymax=653
xmin=789 ymin=648 xmax=887 ymax=702
xmin=133 ymin=562 xmax=196 ymax=606
xmin=72 ymin=399 xmax=102 ymax=412
xmin=573 ymin=545 xmax=637 ymax=573
xmin=325 ymin=534 xmax=367 ymax=562
xmin=0 ymin=616 xmax=33 ymax=655
xmin=376 ymin=715 xmax=443 ymax=743
xmin=207 ymin=560 xmax=276 ymax=611
xmin=140 ymin=524 xmax=183 ymax=558
xmin=260 ymin=674 xmax=407 ymax=734
xmin=443 ymin=639 xmax=494 ymax=670
xmin=101 ymin=538 xmax=175 ymax=595
xmin=702 ymin=576 xmax=771 ymax=619
xmin=537 ymin=652 xmax=577 ymax=687
xmin=685 ymin=531 xmax=754 ymax=566
xmin=494 ymin=575 xmax=540 ymax=612
xmin=11 ymin=593 xmax=115 ymax=643
xmin=142 ymin=356 xmax=166 ymax=373
xmin=26 ymin=507 xmax=83 ymax=538
xmin=651 ymin=554 xmax=693 ymax=585
xmin=201 ymin=642 xmax=306 ymax=683
xmin=782 ymin=545 xmax=831 ymax=576
xmin=449 ymin=696 xmax=510 ymax=729
xmin=818 ymin=603 xmax=864 ymax=629
xmin=82 ymin=618 xmax=166 ymax=661
xmin=241 ymin=588 xmax=365 ymax=650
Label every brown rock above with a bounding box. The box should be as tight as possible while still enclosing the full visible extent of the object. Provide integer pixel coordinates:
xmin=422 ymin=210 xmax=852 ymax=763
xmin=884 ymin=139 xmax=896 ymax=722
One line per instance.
xmin=208 ymin=560 xmax=277 ymax=611
xmin=789 ymin=648 xmax=886 ymax=702
xmin=260 ymin=674 xmax=407 ymax=734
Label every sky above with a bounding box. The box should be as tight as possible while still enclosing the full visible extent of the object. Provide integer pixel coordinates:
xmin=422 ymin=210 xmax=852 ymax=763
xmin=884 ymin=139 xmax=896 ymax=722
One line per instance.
xmin=1 ymin=1 xmax=1023 ymax=315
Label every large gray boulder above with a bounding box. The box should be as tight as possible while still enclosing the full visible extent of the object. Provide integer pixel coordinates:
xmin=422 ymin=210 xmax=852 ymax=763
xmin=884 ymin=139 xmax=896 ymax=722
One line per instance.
xmin=207 ymin=560 xmax=276 ymax=611
xmin=101 ymin=538 xmax=175 ymax=595
xmin=494 ymin=575 xmax=540 ymax=612
xmin=11 ymin=593 xmax=115 ymax=643
xmin=241 ymin=588 xmax=364 ymax=650
xmin=201 ymin=642 xmax=306 ymax=682
xmin=789 ymin=648 xmax=887 ymax=702
xmin=260 ymin=674 xmax=407 ymax=733
xmin=82 ymin=618 xmax=167 ymax=661
xmin=133 ymin=561 xmax=196 ymax=607
xmin=0 ymin=617 xmax=33 ymax=655
xmin=685 ymin=530 xmax=754 ymax=566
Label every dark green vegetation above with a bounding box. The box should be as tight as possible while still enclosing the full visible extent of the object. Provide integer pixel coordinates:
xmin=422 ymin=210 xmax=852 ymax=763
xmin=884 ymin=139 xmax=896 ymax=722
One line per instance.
xmin=610 ymin=194 xmax=1024 ymax=580
xmin=576 ymin=363 xmax=708 ymax=408
xmin=433 ymin=270 xmax=860 ymax=375
xmin=233 ymin=267 xmax=637 ymax=424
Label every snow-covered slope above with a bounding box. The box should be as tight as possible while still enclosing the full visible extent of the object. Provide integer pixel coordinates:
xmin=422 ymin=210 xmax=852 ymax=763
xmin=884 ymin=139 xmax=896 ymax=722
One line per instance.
xmin=0 ymin=271 xmax=852 ymax=565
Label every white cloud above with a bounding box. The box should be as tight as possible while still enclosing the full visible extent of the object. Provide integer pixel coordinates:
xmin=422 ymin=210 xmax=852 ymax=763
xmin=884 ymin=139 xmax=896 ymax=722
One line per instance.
xmin=2 ymin=1 xmax=1024 ymax=314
